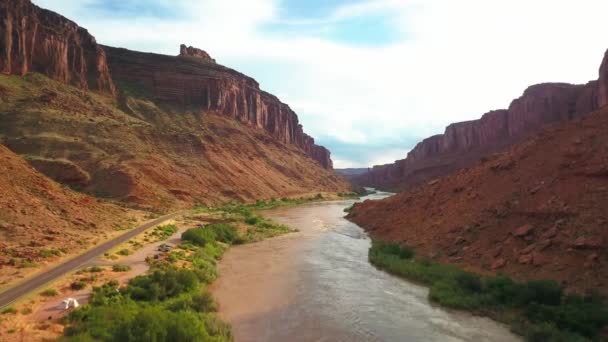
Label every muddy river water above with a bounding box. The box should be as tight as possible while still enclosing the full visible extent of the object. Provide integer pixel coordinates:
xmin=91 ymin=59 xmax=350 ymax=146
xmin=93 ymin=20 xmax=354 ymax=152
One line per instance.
xmin=211 ymin=192 xmax=519 ymax=342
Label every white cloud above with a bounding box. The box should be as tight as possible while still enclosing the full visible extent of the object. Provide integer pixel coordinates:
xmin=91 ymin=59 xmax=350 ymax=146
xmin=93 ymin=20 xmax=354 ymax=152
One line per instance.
xmin=33 ymin=0 xmax=608 ymax=168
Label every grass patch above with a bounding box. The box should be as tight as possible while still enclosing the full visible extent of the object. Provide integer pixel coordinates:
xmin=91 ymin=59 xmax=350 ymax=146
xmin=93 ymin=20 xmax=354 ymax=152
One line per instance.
xmin=40 ymin=288 xmax=59 ymax=297
xmin=112 ymin=264 xmax=132 ymax=272
xmin=369 ymin=240 xmax=608 ymax=341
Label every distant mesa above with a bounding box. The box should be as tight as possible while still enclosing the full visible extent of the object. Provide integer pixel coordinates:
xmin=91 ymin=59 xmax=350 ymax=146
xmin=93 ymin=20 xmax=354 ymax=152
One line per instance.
xmin=179 ymin=44 xmax=216 ymax=63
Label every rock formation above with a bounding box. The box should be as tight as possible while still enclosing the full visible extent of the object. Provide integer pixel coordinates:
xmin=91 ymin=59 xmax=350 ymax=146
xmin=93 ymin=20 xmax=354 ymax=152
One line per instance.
xmin=105 ymin=46 xmax=333 ymax=169
xmin=358 ymin=51 xmax=608 ymax=190
xmin=179 ymin=44 xmax=216 ymax=63
xmin=0 ymin=0 xmax=115 ymax=94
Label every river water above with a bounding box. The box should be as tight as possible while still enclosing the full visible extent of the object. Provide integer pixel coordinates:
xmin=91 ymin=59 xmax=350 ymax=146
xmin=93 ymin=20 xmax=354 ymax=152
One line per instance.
xmin=211 ymin=192 xmax=519 ymax=342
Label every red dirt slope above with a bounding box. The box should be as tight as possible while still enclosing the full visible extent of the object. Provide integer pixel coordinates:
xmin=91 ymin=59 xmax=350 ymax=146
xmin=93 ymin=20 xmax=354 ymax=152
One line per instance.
xmin=0 ymin=145 xmax=132 ymax=286
xmin=350 ymin=108 xmax=608 ymax=295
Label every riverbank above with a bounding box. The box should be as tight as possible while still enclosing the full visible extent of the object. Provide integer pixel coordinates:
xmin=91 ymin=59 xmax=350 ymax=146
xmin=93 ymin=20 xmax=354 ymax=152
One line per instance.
xmin=0 ymin=200 xmax=299 ymax=341
xmin=367 ymin=240 xmax=608 ymax=341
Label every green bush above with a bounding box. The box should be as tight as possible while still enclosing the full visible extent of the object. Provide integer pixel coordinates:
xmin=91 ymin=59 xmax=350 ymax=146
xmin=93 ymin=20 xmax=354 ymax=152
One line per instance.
xmin=207 ymin=223 xmax=241 ymax=244
xmin=371 ymin=240 xmax=414 ymax=259
xmin=182 ymin=228 xmax=217 ymax=247
xmin=112 ymin=264 xmax=132 ymax=272
xmin=168 ymin=291 xmax=217 ymax=313
xmin=125 ymin=268 xmax=200 ymax=302
xmin=245 ymin=216 xmax=259 ymax=225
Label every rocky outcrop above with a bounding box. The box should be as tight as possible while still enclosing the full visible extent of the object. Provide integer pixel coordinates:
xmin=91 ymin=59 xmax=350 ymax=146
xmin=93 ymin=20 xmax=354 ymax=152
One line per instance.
xmin=105 ymin=45 xmax=333 ymax=169
xmin=0 ymin=0 xmax=115 ymax=94
xmin=358 ymin=51 xmax=608 ymax=190
xmin=179 ymin=44 xmax=215 ymax=63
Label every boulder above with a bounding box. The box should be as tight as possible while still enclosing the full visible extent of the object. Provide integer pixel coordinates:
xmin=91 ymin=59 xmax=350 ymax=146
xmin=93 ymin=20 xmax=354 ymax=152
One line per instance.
xmin=514 ymin=224 xmax=534 ymax=237
xmin=491 ymin=258 xmax=506 ymax=270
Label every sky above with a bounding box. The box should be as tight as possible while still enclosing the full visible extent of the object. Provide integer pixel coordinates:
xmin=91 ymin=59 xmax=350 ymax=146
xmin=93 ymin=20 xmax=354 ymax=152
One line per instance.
xmin=35 ymin=0 xmax=608 ymax=168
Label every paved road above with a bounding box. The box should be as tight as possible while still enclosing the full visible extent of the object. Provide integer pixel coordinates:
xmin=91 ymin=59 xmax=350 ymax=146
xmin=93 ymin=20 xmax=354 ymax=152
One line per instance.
xmin=0 ymin=212 xmax=181 ymax=309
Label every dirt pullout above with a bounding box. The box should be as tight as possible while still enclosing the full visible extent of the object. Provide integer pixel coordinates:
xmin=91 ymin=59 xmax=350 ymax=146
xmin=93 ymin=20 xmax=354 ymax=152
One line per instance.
xmin=0 ymin=145 xmax=135 ymax=289
xmin=350 ymin=108 xmax=608 ymax=295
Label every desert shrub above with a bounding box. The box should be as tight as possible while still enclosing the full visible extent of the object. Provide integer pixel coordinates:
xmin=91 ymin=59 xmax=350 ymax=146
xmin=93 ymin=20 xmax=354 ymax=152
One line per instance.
xmin=112 ymin=264 xmax=132 ymax=272
xmin=117 ymin=249 xmax=131 ymax=256
xmin=1 ymin=307 xmax=17 ymax=315
xmin=40 ymin=288 xmax=59 ymax=297
xmin=152 ymin=225 xmax=178 ymax=240
xmin=88 ymin=266 xmax=104 ymax=273
xmin=71 ymin=281 xmax=87 ymax=291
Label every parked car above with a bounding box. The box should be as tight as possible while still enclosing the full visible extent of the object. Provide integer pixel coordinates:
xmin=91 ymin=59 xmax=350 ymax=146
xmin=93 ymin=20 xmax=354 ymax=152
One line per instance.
xmin=157 ymin=244 xmax=172 ymax=252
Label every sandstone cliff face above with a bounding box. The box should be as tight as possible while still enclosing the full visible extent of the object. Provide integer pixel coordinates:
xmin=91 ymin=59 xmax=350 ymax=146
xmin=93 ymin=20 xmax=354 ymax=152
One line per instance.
xmin=0 ymin=0 xmax=115 ymax=94
xmin=105 ymin=45 xmax=333 ymax=169
xmin=359 ymin=51 xmax=608 ymax=190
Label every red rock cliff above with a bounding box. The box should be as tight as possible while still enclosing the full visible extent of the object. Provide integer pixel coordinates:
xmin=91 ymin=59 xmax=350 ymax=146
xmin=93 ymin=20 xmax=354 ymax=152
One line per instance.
xmin=104 ymin=45 xmax=333 ymax=169
xmin=0 ymin=0 xmax=115 ymax=94
xmin=358 ymin=50 xmax=608 ymax=190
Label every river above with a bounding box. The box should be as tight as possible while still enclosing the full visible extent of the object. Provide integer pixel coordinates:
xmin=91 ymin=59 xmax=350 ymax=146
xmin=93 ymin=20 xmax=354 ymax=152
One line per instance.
xmin=211 ymin=191 xmax=519 ymax=342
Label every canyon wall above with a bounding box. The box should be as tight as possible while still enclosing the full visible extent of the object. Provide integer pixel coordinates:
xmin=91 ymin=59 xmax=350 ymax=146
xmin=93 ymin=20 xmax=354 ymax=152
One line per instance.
xmin=358 ymin=52 xmax=607 ymax=190
xmin=105 ymin=46 xmax=333 ymax=169
xmin=0 ymin=0 xmax=115 ymax=94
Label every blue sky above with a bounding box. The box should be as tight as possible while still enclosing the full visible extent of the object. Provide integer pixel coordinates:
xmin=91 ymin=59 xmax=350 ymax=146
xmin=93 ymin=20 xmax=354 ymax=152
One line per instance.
xmin=36 ymin=0 xmax=608 ymax=168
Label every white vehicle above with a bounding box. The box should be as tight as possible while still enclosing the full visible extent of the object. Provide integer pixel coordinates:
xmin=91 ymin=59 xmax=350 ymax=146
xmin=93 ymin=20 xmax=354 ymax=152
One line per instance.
xmin=60 ymin=298 xmax=80 ymax=310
